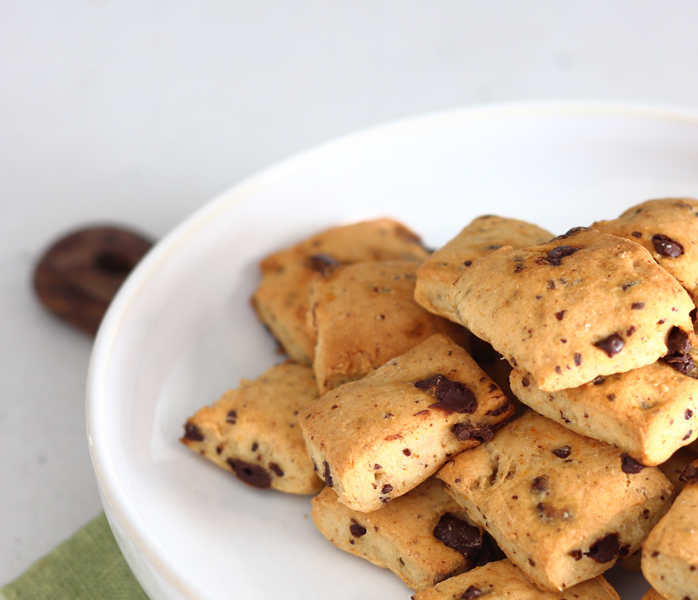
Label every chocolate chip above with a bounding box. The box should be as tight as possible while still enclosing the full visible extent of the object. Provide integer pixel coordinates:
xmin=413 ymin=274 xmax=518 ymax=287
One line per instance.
xmin=349 ymin=519 xmax=367 ymax=538
xmin=664 ymin=353 xmax=698 ymax=378
xmin=381 ymin=484 xmax=393 ymax=494
xmin=555 ymin=310 xmax=565 ymax=321
xmin=251 ymin=442 xmax=258 ymax=451
xmin=585 ymin=533 xmax=620 ymax=563
xmin=182 ymin=422 xmax=205 ymax=442
xmin=323 ymin=461 xmax=333 ymax=487
xmin=452 ymin=423 xmax=495 ymax=443
xmin=226 ymin=458 xmax=271 ymax=488
xmin=552 ymin=446 xmax=571 ymax=458
xmin=464 ymin=260 xmax=472 ymax=267
xmin=528 ymin=558 xmax=536 ymax=567
xmin=592 ymin=376 xmax=606 ymax=385
xmin=433 ymin=513 xmax=484 ymax=560
xmin=514 ymin=263 xmax=526 ymax=273
xmin=309 ymin=253 xmax=342 ymax=275
xmin=574 ymin=353 xmax=582 ymax=366
xmin=487 ymin=400 xmax=512 ymax=417
xmin=631 ymin=231 xmax=642 ymax=238
xmin=607 ymin=394 xmax=616 ymax=401
xmin=621 ymin=454 xmax=646 ymax=474
xmin=631 ymin=302 xmax=645 ymax=310
xmin=594 ymin=333 xmax=624 ymax=357
xmin=415 ymin=374 xmax=478 ymax=414
xmin=461 ymin=586 xmax=484 ymax=599
xmin=226 ymin=410 xmax=237 ymax=424
xmin=531 ymin=475 xmax=549 ymax=492
xmin=33 ymin=226 xmax=154 ymax=335
xmin=668 ymin=327 xmax=692 ymax=354
xmin=652 ymin=234 xmax=684 ymax=257
xmin=269 ymin=462 xmax=284 ymax=477
xmin=569 ymin=549 xmax=583 ymax=561
xmin=621 ymin=281 xmax=639 ymax=291
xmin=687 ymin=409 xmax=694 ymax=419
xmin=521 ymin=377 xmax=529 ymax=387
xmin=680 ymin=463 xmax=698 ymax=484
xmin=547 ymin=246 xmax=579 ymax=266
xmin=402 ymin=448 xmax=412 ymax=456
xmin=684 ymin=430 xmax=693 ymax=440
xmin=626 ymin=326 xmax=636 ymax=337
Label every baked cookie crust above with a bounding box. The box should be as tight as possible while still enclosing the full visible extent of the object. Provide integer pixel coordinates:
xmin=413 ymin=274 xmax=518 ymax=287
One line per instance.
xmin=447 ymin=227 xmax=696 ymax=391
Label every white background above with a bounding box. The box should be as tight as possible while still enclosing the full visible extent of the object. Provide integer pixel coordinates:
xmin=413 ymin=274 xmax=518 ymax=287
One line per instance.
xmin=3 ymin=0 xmax=698 ymax=587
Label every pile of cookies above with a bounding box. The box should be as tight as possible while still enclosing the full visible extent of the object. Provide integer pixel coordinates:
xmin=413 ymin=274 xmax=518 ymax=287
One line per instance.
xmin=181 ymin=199 xmax=698 ymax=599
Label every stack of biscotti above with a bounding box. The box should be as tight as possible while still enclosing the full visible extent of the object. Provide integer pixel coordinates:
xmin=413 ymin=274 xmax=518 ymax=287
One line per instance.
xmin=415 ymin=199 xmax=698 ymax=597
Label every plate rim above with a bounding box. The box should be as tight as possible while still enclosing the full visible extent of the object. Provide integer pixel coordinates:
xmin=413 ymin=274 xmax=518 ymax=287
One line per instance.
xmin=86 ymin=99 xmax=698 ymax=599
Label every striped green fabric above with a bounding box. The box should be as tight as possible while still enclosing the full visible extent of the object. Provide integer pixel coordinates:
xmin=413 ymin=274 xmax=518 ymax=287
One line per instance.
xmin=0 ymin=513 xmax=148 ymax=600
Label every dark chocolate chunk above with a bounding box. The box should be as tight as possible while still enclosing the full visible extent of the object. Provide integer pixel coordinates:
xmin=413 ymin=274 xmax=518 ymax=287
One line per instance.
xmin=461 ymin=586 xmax=484 ymax=599
xmin=323 ymin=461 xmax=333 ymax=487
xmin=569 ymin=549 xmax=583 ymax=561
xmin=592 ymin=376 xmax=606 ymax=385
xmin=433 ymin=513 xmax=484 ymax=560
xmin=452 ymin=423 xmax=495 ymax=443
xmin=594 ymin=333 xmax=624 ymax=357
xmin=183 ymin=422 xmax=205 ymax=442
xmin=574 ymin=352 xmax=582 ymax=366
xmin=631 ymin=231 xmax=642 ymax=238
xmin=350 ymin=519 xmax=367 ymax=538
xmin=464 ymin=260 xmax=473 ymax=267
xmin=621 ymin=454 xmax=646 ymax=474
xmin=555 ymin=310 xmax=565 ymax=321
xmin=226 ymin=410 xmax=237 ymax=424
xmin=667 ymin=327 xmax=692 ymax=355
xmin=631 ymin=302 xmax=645 ymax=310
xmin=679 ymin=463 xmax=698 ymax=484
xmin=381 ymin=484 xmax=393 ymax=494
xmin=585 ymin=533 xmax=620 ymax=563
xmin=416 ymin=374 xmax=478 ymax=414
xmin=552 ymin=446 xmax=571 ymax=459
xmin=487 ymin=400 xmax=512 ymax=417
xmin=402 ymin=448 xmax=412 ymax=456
xmin=531 ymin=475 xmax=549 ymax=492
xmin=664 ymin=353 xmax=698 ymax=378
xmin=652 ymin=234 xmax=684 ymax=257
xmin=227 ymin=458 xmax=271 ymax=488
xmin=547 ymin=245 xmax=579 ymax=266
xmin=687 ymin=409 xmax=694 ymax=420
xmin=269 ymin=462 xmax=284 ymax=477
xmin=621 ymin=281 xmax=639 ymax=291
xmin=309 ymin=253 xmax=342 ymax=275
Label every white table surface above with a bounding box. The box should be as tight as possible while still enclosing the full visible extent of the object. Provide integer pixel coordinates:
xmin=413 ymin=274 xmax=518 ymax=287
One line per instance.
xmin=4 ymin=1 xmax=698 ymax=589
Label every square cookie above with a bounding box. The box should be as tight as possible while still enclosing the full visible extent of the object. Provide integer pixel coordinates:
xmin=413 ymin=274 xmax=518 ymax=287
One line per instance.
xmin=312 ymin=477 xmax=497 ymax=591
xmin=252 ymin=219 xmax=429 ymax=364
xmin=593 ymin=198 xmax=698 ymax=304
xmin=509 ymin=354 xmax=698 ymax=466
xmin=447 ymin=227 xmax=696 ymax=391
xmin=415 ymin=215 xmax=552 ymax=323
xmin=642 ymin=460 xmax=698 ymax=600
xmin=180 ymin=361 xmax=323 ymax=494
xmin=437 ymin=410 xmax=673 ymax=591
xmin=300 ymin=333 xmax=514 ymax=512
xmin=310 ymin=260 xmax=468 ymax=394
xmin=412 ymin=559 xmax=620 ymax=600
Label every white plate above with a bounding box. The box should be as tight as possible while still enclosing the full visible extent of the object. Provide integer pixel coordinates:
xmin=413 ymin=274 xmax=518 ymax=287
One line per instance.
xmin=87 ymin=102 xmax=698 ymax=600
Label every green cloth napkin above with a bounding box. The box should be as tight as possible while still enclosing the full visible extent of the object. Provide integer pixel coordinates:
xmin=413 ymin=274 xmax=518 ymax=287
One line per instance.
xmin=0 ymin=513 xmax=149 ymax=600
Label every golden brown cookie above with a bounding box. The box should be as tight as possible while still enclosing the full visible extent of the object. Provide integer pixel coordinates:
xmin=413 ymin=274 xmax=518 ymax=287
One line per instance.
xmin=593 ymin=198 xmax=698 ymax=304
xmin=509 ymin=353 xmax=698 ymax=466
xmin=642 ymin=459 xmax=698 ymax=600
xmin=300 ymin=334 xmax=514 ymax=512
xmin=448 ymin=227 xmax=696 ymax=392
xmin=252 ymin=219 xmax=429 ymax=364
xmin=437 ymin=410 xmax=673 ymax=592
xmin=412 ymin=559 xmax=620 ymax=600
xmin=415 ymin=215 xmax=553 ymax=323
xmin=310 ymin=260 xmax=467 ymax=394
xmin=180 ymin=361 xmax=323 ymax=494
xmin=311 ymin=477 xmax=495 ymax=591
